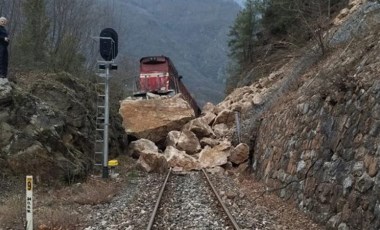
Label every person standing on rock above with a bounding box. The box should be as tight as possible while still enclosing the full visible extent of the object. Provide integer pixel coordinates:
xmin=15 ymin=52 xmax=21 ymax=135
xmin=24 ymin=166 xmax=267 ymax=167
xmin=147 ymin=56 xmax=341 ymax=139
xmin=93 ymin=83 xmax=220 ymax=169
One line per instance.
xmin=0 ymin=17 xmax=9 ymax=78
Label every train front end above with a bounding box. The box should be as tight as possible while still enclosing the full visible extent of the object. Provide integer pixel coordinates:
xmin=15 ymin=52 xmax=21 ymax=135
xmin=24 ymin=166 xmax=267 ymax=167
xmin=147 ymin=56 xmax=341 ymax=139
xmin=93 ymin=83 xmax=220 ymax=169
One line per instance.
xmin=134 ymin=56 xmax=174 ymax=97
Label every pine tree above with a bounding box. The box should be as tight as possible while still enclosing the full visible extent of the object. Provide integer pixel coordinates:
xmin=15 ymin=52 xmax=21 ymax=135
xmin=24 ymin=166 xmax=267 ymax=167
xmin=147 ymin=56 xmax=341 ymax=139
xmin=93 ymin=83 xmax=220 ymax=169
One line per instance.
xmin=228 ymin=0 xmax=260 ymax=66
xmin=226 ymin=0 xmax=262 ymax=93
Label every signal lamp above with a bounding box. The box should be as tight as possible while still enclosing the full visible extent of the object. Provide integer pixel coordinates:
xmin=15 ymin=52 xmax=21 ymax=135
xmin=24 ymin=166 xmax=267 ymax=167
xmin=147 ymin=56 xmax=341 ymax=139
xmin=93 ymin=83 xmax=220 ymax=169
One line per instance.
xmin=111 ymin=64 xmax=118 ymax=70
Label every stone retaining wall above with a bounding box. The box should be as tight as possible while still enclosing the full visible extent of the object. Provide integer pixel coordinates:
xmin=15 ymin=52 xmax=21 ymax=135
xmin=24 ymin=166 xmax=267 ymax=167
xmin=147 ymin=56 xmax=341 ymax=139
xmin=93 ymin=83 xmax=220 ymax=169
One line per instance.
xmin=254 ymin=21 xmax=380 ymax=229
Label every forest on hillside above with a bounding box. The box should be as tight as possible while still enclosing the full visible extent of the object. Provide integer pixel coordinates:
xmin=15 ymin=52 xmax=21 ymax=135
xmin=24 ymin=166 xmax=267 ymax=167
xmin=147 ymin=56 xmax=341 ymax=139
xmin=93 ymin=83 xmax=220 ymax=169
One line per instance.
xmin=226 ymin=0 xmax=349 ymax=93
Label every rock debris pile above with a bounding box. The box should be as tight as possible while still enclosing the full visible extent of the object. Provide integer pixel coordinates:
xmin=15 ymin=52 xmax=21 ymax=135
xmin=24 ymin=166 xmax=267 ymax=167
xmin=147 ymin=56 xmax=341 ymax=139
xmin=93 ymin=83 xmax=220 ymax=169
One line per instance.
xmin=121 ymin=100 xmax=250 ymax=173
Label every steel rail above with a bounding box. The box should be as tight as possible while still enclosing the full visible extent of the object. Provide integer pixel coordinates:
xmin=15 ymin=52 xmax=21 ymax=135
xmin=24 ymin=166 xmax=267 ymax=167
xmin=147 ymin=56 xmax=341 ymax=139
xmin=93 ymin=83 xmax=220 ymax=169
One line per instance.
xmin=146 ymin=168 xmax=172 ymax=230
xmin=201 ymin=169 xmax=241 ymax=230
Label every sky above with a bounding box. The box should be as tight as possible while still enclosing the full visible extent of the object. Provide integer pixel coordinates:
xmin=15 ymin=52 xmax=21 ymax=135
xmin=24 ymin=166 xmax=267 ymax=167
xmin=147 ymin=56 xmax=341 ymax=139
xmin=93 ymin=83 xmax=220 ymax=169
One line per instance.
xmin=233 ymin=0 xmax=245 ymax=7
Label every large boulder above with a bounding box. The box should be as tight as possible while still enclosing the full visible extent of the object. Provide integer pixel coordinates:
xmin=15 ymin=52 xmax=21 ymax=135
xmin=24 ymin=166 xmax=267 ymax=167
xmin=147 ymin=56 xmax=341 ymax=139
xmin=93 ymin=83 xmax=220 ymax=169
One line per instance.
xmin=202 ymin=102 xmax=216 ymax=114
xmin=200 ymin=137 xmax=220 ymax=148
xmin=228 ymin=143 xmax=249 ymax=164
xmin=119 ymin=94 xmax=195 ymax=143
xmin=198 ymin=140 xmax=232 ymax=168
xmin=164 ymin=146 xmax=200 ymax=171
xmin=213 ymin=123 xmax=230 ymax=138
xmin=137 ymin=151 xmax=168 ymax=173
xmin=182 ymin=117 xmax=215 ymax=139
xmin=165 ymin=130 xmax=201 ymax=154
xmin=201 ymin=112 xmax=216 ymax=125
xmin=213 ymin=109 xmax=235 ymax=127
xmin=166 ymin=131 xmax=181 ymax=147
xmin=128 ymin=139 xmax=159 ymax=159
xmin=206 ymin=166 xmax=225 ymax=175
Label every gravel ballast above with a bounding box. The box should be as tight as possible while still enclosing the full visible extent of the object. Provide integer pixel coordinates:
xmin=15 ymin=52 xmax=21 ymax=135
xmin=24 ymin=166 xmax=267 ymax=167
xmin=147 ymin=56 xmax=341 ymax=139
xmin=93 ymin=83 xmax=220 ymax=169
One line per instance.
xmin=83 ymin=169 xmax=323 ymax=230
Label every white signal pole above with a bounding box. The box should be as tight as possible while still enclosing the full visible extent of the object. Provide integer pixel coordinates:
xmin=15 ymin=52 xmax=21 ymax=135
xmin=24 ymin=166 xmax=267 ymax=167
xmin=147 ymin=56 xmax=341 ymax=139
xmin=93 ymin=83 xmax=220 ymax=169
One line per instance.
xmin=103 ymin=63 xmax=110 ymax=178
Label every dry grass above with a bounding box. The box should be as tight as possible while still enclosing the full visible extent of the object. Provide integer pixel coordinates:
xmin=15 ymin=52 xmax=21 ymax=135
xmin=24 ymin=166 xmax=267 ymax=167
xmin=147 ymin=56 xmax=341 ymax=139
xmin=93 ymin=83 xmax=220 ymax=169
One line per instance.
xmin=0 ymin=194 xmax=25 ymax=229
xmin=47 ymin=176 xmax=121 ymax=205
xmin=37 ymin=207 xmax=81 ymax=230
xmin=32 ymin=177 xmax=120 ymax=229
xmin=0 ymin=177 xmax=121 ymax=229
xmin=71 ymin=177 xmax=120 ymax=205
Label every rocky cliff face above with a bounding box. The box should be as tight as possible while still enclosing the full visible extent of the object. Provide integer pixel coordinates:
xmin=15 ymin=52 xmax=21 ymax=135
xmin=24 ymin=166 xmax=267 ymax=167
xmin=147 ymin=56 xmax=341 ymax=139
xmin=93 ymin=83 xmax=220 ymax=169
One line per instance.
xmin=0 ymin=72 xmax=123 ymax=183
xmin=216 ymin=1 xmax=380 ymax=229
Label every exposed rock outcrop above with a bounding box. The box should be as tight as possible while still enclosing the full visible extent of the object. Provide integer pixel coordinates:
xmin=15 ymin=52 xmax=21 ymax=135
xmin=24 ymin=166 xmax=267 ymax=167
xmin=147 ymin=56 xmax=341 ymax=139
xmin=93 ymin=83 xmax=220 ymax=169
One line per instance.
xmin=0 ymin=79 xmax=11 ymax=105
xmin=0 ymin=72 xmax=125 ymax=182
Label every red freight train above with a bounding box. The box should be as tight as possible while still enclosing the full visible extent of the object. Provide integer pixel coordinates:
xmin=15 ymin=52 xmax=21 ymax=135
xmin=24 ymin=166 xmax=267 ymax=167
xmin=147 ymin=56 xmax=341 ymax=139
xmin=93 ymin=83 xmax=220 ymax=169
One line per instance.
xmin=133 ymin=56 xmax=201 ymax=116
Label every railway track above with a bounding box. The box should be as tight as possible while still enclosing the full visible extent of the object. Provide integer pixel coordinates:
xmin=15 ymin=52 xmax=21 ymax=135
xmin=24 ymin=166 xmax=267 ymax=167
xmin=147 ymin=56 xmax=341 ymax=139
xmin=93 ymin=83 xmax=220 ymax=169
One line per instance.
xmin=147 ymin=168 xmax=241 ymax=230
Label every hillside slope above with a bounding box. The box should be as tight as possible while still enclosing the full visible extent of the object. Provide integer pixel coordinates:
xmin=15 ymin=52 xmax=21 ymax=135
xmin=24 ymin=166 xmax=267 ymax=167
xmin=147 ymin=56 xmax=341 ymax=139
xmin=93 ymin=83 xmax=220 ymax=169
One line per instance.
xmin=215 ymin=1 xmax=380 ymax=228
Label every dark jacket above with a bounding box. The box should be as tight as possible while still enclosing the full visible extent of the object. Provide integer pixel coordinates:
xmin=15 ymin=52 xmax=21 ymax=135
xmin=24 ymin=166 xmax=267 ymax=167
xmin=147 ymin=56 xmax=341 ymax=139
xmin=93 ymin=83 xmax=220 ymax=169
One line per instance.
xmin=0 ymin=26 xmax=9 ymax=46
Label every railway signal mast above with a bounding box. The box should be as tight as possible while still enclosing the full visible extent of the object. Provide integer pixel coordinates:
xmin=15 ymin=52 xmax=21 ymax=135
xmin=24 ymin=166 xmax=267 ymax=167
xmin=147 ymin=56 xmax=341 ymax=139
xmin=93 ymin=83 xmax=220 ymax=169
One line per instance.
xmin=94 ymin=28 xmax=118 ymax=178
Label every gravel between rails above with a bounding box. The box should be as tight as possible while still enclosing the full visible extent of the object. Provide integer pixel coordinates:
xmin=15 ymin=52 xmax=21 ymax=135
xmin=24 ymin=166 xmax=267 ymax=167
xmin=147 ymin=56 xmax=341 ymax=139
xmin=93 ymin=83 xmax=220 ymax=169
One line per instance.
xmin=151 ymin=171 xmax=233 ymax=230
xmin=84 ymin=172 xmax=163 ymax=230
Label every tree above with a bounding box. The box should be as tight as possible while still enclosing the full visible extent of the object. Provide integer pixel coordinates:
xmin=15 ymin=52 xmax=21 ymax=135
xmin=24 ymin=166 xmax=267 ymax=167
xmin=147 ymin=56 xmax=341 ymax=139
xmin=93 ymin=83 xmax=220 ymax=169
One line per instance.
xmin=50 ymin=35 xmax=85 ymax=73
xmin=46 ymin=0 xmax=97 ymax=72
xmin=15 ymin=0 xmax=50 ymax=68
xmin=228 ymin=0 xmax=261 ymax=66
xmin=11 ymin=0 xmax=106 ymax=72
xmin=262 ymin=0 xmax=348 ymax=53
xmin=226 ymin=0 xmax=263 ymax=92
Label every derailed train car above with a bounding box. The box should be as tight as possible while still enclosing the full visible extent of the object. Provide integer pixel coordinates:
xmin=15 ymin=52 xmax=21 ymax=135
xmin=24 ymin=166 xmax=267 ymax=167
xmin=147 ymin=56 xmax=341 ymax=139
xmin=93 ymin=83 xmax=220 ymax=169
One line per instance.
xmin=133 ymin=55 xmax=201 ymax=116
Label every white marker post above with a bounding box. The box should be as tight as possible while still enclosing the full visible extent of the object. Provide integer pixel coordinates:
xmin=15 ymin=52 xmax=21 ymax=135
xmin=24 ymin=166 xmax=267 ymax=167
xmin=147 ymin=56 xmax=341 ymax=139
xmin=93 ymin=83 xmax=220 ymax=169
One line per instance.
xmin=26 ymin=175 xmax=33 ymax=230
